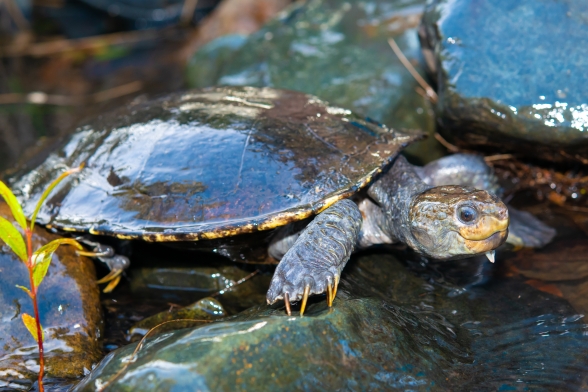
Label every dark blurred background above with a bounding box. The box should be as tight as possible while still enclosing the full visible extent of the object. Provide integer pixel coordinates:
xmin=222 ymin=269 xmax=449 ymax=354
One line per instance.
xmin=0 ymin=0 xmax=292 ymax=173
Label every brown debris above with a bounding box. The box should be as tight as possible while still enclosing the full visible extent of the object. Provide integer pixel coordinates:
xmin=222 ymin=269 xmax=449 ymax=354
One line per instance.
xmin=0 ymin=81 xmax=143 ymax=105
xmin=490 ymin=158 xmax=588 ymax=207
xmin=524 ymin=279 xmax=564 ymax=298
xmin=180 ymin=0 xmax=292 ymax=61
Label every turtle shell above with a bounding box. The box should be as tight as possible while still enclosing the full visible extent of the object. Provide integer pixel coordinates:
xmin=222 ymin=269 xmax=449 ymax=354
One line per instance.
xmin=11 ymin=87 xmax=420 ymax=242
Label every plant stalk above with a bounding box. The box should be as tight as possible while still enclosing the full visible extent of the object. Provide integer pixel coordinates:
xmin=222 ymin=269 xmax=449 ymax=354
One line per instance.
xmin=25 ymin=228 xmax=44 ymax=392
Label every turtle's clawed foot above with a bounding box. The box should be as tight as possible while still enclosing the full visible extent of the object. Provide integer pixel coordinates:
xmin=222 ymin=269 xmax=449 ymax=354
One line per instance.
xmin=94 ymin=254 xmax=130 ymax=292
xmin=266 ymin=266 xmax=341 ymax=316
xmin=76 ymin=237 xmax=130 ymax=292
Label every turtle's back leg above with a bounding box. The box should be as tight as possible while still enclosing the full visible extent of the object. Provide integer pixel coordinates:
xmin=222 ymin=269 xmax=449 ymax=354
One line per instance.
xmin=266 ymin=199 xmax=362 ymax=316
xmin=418 ymin=153 xmax=555 ymax=248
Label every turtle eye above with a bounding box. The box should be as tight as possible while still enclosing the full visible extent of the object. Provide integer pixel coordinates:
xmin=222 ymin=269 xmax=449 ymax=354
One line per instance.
xmin=458 ymin=205 xmax=477 ymax=224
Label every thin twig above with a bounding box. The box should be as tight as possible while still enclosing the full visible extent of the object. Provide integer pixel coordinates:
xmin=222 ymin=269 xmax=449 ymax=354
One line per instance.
xmin=180 ymin=0 xmax=199 ymax=26
xmin=560 ymin=205 xmax=588 ymax=213
xmin=0 ymin=81 xmax=143 ymax=106
xmin=433 ymin=132 xmax=460 ymax=153
xmin=210 ymin=269 xmax=260 ymax=297
xmin=388 ymin=38 xmax=438 ymax=104
xmin=484 ymin=154 xmax=514 ymax=162
xmin=0 ymin=29 xmax=169 ymax=57
xmin=4 ymin=0 xmax=30 ymax=31
xmin=559 ymin=150 xmax=588 ymax=165
xmin=97 ymin=318 xmax=213 ymax=391
xmin=434 ymin=132 xmax=516 ymax=162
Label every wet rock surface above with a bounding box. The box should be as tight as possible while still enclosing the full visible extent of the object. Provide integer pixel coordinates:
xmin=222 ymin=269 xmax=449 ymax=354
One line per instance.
xmin=187 ymin=0 xmax=443 ymax=163
xmin=0 ymin=203 xmax=103 ymax=390
xmin=420 ymin=0 xmax=588 ymax=163
xmin=74 ymin=249 xmax=588 ymax=391
xmin=128 ymin=297 xmax=227 ymax=341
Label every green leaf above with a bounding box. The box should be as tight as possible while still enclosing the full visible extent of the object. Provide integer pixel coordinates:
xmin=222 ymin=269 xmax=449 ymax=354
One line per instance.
xmin=15 ymin=285 xmax=32 ymax=298
xmin=30 ymin=165 xmax=84 ymax=232
xmin=33 ymin=259 xmax=51 ymax=288
xmin=0 ymin=181 xmax=27 ymax=231
xmin=22 ymin=313 xmax=44 ymax=343
xmin=32 ymin=238 xmax=83 ymax=287
xmin=0 ymin=216 xmax=27 ymax=262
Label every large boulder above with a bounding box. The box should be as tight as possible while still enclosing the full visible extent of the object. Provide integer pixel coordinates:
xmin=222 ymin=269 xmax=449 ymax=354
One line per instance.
xmin=73 ymin=252 xmax=588 ymax=391
xmin=420 ymin=0 xmax=588 ymax=164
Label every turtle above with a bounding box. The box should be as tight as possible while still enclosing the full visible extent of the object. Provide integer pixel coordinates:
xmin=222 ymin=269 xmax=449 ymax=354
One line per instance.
xmin=8 ymin=86 xmax=554 ymax=315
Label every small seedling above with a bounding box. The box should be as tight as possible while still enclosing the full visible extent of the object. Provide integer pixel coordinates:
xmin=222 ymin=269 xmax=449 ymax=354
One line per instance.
xmin=0 ymin=166 xmax=83 ymax=392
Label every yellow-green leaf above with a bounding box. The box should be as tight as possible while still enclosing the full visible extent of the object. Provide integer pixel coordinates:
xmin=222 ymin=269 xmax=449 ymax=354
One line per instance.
xmin=32 ymin=238 xmax=83 ymax=287
xmin=15 ymin=285 xmax=32 ymax=298
xmin=0 ymin=181 xmax=27 ymax=231
xmin=33 ymin=259 xmax=52 ymax=288
xmin=22 ymin=313 xmax=44 ymax=343
xmin=0 ymin=216 xmax=27 ymax=262
xmin=30 ymin=164 xmax=84 ymax=232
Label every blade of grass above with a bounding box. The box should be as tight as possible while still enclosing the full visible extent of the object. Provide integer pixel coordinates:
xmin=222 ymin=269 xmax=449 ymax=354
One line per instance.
xmin=30 ymin=165 xmax=84 ymax=232
xmin=22 ymin=313 xmax=44 ymax=342
xmin=0 ymin=216 xmax=27 ymax=261
xmin=0 ymin=181 xmax=27 ymax=231
xmin=388 ymin=38 xmax=438 ymax=104
xmin=32 ymin=238 xmax=83 ymax=287
xmin=16 ymin=285 xmax=32 ymax=298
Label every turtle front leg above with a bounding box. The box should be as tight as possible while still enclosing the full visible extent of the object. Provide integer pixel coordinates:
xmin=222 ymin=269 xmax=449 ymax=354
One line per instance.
xmin=266 ymin=199 xmax=362 ymax=316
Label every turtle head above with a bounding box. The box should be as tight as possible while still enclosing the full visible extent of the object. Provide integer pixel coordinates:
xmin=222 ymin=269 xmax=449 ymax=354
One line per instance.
xmin=408 ymin=185 xmax=508 ymax=260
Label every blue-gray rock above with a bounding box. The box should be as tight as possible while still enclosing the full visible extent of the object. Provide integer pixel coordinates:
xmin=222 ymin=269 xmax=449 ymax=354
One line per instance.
xmin=0 ymin=203 xmax=103 ymax=390
xmin=187 ymin=0 xmax=444 ymax=163
xmin=73 ymin=252 xmax=588 ymax=391
xmin=420 ymin=0 xmax=588 ymax=164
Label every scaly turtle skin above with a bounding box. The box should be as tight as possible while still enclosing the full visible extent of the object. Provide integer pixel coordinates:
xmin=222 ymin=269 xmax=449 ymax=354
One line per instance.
xmin=9 ymin=86 xmax=550 ymax=314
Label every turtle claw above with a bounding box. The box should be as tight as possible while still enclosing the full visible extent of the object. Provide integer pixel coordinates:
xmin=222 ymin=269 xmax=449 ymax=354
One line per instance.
xmin=267 ymin=268 xmax=341 ymax=316
xmin=75 ymin=237 xmax=115 ymax=258
xmin=102 ymin=274 xmax=122 ymax=293
xmin=75 ymin=237 xmax=130 ymax=292
xmin=300 ymin=284 xmax=311 ymax=316
xmin=284 ymin=293 xmax=292 ymax=316
xmin=96 ymin=268 xmax=122 ymax=284
xmin=327 ymin=276 xmax=340 ymax=307
xmin=95 ymin=255 xmax=130 ymax=292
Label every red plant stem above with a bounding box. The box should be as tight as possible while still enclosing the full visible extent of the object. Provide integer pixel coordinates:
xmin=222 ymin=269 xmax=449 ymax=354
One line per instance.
xmin=25 ymin=229 xmax=44 ymax=392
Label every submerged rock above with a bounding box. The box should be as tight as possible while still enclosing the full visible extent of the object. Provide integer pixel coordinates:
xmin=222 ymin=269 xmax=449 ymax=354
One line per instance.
xmin=128 ymin=244 xmax=272 ymax=315
xmin=187 ymin=0 xmax=443 ymax=163
xmin=0 ymin=203 xmax=103 ymax=389
xmin=420 ymin=0 xmax=588 ymax=164
xmin=74 ymin=252 xmax=588 ymax=391
xmin=128 ymin=297 xmax=227 ymax=340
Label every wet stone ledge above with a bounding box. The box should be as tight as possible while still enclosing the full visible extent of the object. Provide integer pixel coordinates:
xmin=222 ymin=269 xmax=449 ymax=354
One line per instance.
xmin=0 ymin=203 xmax=103 ymax=390
xmin=420 ymin=0 xmax=588 ymax=164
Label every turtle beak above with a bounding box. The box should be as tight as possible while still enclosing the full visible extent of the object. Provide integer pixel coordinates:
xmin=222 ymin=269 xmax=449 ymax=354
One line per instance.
xmin=459 ymin=216 xmax=509 ymax=241
xmin=462 ymin=228 xmax=508 ymax=254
